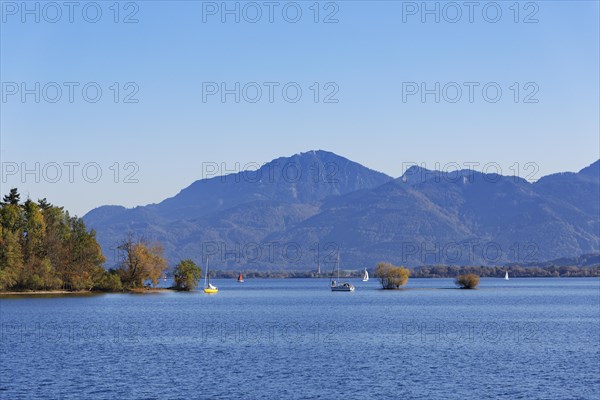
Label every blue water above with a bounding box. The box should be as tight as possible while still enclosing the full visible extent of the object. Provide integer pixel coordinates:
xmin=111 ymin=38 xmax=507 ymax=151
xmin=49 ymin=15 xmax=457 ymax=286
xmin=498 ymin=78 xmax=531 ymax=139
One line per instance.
xmin=1 ymin=278 xmax=599 ymax=399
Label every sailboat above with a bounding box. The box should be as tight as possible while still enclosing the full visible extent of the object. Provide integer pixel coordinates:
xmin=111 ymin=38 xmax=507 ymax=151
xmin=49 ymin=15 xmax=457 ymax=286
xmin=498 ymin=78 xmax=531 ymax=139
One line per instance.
xmin=362 ymin=268 xmax=369 ymax=282
xmin=203 ymin=257 xmax=218 ymax=294
xmin=505 ymin=271 xmax=509 ymax=280
xmin=330 ymin=255 xmax=355 ymax=292
xmin=237 ymin=273 xmax=244 ymax=283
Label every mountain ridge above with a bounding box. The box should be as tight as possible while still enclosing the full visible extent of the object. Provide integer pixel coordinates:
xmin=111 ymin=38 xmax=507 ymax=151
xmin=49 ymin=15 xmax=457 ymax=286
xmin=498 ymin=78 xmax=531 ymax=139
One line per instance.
xmin=83 ymin=152 xmax=600 ymax=269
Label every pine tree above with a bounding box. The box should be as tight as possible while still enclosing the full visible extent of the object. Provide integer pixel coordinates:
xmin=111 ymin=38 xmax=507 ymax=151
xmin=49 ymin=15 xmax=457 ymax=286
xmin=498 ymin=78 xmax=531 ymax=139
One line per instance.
xmin=2 ymin=188 xmax=20 ymax=205
xmin=37 ymin=198 xmax=52 ymax=210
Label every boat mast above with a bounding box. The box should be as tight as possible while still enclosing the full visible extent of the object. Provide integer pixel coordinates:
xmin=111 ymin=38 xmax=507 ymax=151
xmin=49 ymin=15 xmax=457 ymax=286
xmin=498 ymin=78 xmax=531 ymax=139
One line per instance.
xmin=329 ymin=257 xmax=337 ymax=284
xmin=204 ymin=256 xmax=209 ymax=288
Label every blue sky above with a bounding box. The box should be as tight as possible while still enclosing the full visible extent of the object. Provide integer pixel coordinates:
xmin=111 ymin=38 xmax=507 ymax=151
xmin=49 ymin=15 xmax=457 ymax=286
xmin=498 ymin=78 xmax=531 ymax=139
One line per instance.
xmin=1 ymin=0 xmax=599 ymax=215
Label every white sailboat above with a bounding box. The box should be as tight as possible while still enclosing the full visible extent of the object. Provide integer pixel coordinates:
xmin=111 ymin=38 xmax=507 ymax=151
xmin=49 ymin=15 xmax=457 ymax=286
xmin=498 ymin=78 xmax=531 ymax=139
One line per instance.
xmin=362 ymin=268 xmax=369 ymax=282
xmin=505 ymin=271 xmax=509 ymax=280
xmin=330 ymin=255 xmax=355 ymax=292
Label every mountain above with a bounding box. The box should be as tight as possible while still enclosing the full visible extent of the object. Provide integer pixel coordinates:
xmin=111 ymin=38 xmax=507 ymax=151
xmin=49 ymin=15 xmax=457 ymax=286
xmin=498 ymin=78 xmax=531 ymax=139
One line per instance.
xmin=83 ymin=153 xmax=600 ymax=269
xmin=273 ymin=164 xmax=599 ymax=266
xmin=84 ymin=150 xmax=393 ymax=266
xmin=535 ymin=160 xmax=600 ymax=217
xmin=505 ymin=253 xmax=600 ymax=268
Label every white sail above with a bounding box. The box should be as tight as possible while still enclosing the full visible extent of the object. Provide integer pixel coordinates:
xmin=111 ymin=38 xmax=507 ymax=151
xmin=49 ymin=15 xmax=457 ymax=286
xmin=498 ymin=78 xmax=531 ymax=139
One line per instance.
xmin=362 ymin=268 xmax=369 ymax=282
xmin=505 ymin=271 xmax=509 ymax=280
xmin=203 ymin=256 xmax=218 ymax=292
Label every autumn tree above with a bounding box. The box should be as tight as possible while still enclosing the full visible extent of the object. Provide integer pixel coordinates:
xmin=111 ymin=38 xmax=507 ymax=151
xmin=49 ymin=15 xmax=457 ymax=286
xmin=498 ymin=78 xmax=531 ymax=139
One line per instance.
xmin=116 ymin=235 xmax=168 ymax=289
xmin=0 ymin=196 xmax=24 ymax=290
xmin=374 ymin=262 xmax=410 ymax=289
xmin=0 ymin=224 xmax=22 ymax=290
xmin=455 ymin=274 xmax=480 ymax=289
xmin=41 ymin=205 xmax=69 ymax=285
xmin=173 ymin=259 xmax=202 ymax=291
xmin=19 ymin=199 xmax=56 ymax=289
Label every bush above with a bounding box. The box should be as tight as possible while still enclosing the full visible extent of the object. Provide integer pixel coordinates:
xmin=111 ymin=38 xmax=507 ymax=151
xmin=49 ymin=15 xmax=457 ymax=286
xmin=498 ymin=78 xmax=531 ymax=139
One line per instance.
xmin=455 ymin=274 xmax=480 ymax=289
xmin=374 ymin=262 xmax=410 ymax=289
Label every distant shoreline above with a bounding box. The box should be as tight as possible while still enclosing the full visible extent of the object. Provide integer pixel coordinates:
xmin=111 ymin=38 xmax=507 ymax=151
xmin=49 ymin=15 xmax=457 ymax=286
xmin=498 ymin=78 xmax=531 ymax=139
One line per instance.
xmin=212 ymin=266 xmax=599 ymax=279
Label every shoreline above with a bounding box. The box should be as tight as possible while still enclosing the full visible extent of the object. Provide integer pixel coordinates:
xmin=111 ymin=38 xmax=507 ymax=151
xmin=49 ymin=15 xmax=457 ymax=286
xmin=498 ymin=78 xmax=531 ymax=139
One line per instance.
xmin=0 ymin=288 xmax=176 ymax=296
xmin=0 ymin=290 xmax=96 ymax=295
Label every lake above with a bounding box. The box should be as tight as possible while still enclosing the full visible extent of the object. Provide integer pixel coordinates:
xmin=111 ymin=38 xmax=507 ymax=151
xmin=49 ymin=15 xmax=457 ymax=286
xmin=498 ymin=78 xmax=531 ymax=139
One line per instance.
xmin=1 ymin=278 xmax=599 ymax=399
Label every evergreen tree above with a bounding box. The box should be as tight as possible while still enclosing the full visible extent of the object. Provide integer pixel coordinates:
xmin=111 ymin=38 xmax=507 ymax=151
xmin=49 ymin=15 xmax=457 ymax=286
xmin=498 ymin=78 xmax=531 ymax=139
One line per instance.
xmin=37 ymin=198 xmax=52 ymax=210
xmin=2 ymin=188 xmax=20 ymax=205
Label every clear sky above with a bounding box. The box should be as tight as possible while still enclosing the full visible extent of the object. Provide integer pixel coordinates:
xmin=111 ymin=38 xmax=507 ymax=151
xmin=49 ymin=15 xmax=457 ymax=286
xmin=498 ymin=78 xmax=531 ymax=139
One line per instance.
xmin=1 ymin=0 xmax=599 ymax=216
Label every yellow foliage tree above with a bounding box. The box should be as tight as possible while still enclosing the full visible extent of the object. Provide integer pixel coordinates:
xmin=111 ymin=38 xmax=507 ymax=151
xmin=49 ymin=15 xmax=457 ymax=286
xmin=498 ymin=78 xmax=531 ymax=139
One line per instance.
xmin=374 ymin=262 xmax=410 ymax=289
xmin=117 ymin=235 xmax=168 ymax=289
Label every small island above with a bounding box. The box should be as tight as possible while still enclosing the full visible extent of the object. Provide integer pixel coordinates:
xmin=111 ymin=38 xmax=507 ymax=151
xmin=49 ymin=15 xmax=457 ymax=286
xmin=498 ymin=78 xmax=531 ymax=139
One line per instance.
xmin=0 ymin=188 xmax=180 ymax=294
xmin=374 ymin=262 xmax=410 ymax=289
xmin=455 ymin=274 xmax=480 ymax=289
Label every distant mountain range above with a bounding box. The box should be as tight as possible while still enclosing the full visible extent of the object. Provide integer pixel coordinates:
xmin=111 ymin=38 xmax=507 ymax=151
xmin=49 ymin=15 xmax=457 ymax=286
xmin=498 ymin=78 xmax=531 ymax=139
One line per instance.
xmin=83 ymin=150 xmax=600 ymax=270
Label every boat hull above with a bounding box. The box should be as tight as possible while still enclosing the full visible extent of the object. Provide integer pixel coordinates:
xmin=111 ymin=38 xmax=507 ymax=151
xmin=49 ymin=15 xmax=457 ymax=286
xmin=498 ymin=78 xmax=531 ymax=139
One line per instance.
xmin=331 ymin=284 xmax=355 ymax=292
xmin=204 ymin=288 xmax=219 ymax=294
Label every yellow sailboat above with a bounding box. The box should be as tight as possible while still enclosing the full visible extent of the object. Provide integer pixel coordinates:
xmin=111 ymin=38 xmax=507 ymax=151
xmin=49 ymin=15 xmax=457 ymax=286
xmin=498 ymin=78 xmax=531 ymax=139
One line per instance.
xmin=203 ymin=256 xmax=218 ymax=294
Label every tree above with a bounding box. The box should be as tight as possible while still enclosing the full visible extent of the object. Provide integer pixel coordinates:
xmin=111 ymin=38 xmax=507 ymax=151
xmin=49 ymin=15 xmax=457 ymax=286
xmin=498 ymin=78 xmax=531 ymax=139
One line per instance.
xmin=455 ymin=274 xmax=480 ymax=289
xmin=23 ymin=258 xmax=61 ymax=290
xmin=0 ymin=227 xmax=23 ymax=290
xmin=0 ymin=201 xmax=24 ymax=233
xmin=173 ymin=259 xmax=202 ymax=291
xmin=1 ymin=193 xmax=28 ymax=289
xmin=374 ymin=262 xmax=410 ymax=289
xmin=0 ymin=189 xmax=107 ymax=291
xmin=20 ymin=199 xmax=57 ymax=289
xmin=2 ymin=188 xmax=20 ymax=205
xmin=63 ymin=218 xmax=105 ymax=290
xmin=116 ymin=235 xmax=168 ymax=289
xmin=41 ymin=206 xmax=70 ymax=286
xmin=92 ymin=268 xmax=123 ymax=292
xmin=37 ymin=198 xmax=52 ymax=211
